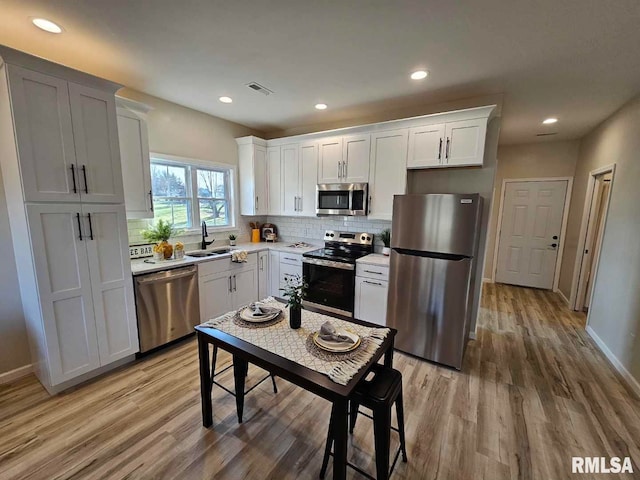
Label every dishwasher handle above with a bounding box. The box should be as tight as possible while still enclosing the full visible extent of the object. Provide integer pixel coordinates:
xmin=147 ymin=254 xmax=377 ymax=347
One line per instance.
xmin=136 ymin=266 xmax=197 ymax=284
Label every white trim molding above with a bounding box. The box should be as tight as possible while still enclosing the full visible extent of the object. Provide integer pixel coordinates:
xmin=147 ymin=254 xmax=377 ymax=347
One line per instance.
xmin=492 ymin=177 xmax=574 ymax=290
xmin=0 ymin=364 xmax=32 ymax=385
xmin=556 ymin=289 xmax=570 ymax=306
xmin=586 ymin=326 xmax=640 ymax=398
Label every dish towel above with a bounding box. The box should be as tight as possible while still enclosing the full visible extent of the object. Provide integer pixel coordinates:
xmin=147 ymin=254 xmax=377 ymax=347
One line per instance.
xmin=231 ymin=250 xmax=248 ymax=263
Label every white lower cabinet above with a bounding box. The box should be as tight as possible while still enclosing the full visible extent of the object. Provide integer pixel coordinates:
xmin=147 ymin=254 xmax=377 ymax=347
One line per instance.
xmin=198 ymin=254 xmax=259 ymax=323
xmin=258 ymin=250 xmax=269 ymax=300
xmin=354 ymin=263 xmax=389 ymax=326
xmin=279 ymin=252 xmax=303 ymax=292
xmin=26 ymin=203 xmax=138 ymax=386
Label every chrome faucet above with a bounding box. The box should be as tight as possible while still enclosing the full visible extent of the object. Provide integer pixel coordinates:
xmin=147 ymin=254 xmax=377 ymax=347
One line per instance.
xmin=201 ymin=221 xmax=215 ymax=250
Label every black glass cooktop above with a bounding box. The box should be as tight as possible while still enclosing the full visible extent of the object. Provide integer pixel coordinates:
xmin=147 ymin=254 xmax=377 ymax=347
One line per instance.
xmin=303 ymin=246 xmax=371 ymax=264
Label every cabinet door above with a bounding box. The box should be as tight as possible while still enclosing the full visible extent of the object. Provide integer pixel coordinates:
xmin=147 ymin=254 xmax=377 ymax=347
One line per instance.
xmin=267 ymin=146 xmax=282 ymax=215
xmin=318 ymin=137 xmax=342 ymax=183
xmin=68 ymin=82 xmax=124 ymax=204
xmin=83 ymin=204 xmax=139 ymax=365
xmin=116 ymin=108 xmax=152 ymax=218
xmin=233 ymin=267 xmax=258 ymax=309
xmin=26 ymin=204 xmax=100 ymax=385
xmin=199 ymin=272 xmax=233 ymax=323
xmin=342 ymin=134 xmax=370 ymax=183
xmin=280 ymin=261 xmax=302 ymax=292
xmin=299 ymin=142 xmax=318 ymax=216
xmin=269 ymin=250 xmax=280 ymax=297
xmin=369 ymin=130 xmax=408 ymax=220
xmin=7 ymin=66 xmax=80 ymax=203
xmin=258 ymin=251 xmax=269 ymax=300
xmin=407 ymin=124 xmax=445 ymax=168
xmin=354 ymin=277 xmax=388 ymax=326
xmin=254 ymin=146 xmax=268 ymax=215
xmin=444 ymin=118 xmax=486 ymax=167
xmin=281 ymin=144 xmax=300 ymax=216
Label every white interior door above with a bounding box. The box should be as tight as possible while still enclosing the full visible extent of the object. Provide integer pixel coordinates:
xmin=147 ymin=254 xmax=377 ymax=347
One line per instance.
xmin=495 ymin=180 xmax=568 ymax=289
xmin=83 ymin=204 xmax=139 ymax=364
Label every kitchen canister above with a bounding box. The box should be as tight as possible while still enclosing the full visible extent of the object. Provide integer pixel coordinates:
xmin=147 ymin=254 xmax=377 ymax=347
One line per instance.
xmin=251 ymin=229 xmax=261 ymax=243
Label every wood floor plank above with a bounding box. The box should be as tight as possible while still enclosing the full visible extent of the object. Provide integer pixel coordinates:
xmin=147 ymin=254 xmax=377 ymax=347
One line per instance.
xmin=1 ymin=283 xmax=640 ymax=479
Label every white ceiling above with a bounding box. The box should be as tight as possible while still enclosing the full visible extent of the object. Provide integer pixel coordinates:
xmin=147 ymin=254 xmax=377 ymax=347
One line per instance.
xmin=1 ymin=0 xmax=639 ymax=144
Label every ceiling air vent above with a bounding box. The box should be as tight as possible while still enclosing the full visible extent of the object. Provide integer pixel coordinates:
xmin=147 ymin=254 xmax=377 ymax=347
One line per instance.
xmin=536 ymin=132 xmax=558 ymax=137
xmin=246 ymin=82 xmax=273 ymax=96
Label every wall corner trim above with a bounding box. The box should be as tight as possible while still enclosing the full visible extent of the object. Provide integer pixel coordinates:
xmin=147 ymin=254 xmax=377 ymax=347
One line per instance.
xmin=556 ymin=289 xmax=570 ymax=306
xmin=586 ymin=326 xmax=640 ymax=398
xmin=0 ymin=364 xmax=32 ymax=385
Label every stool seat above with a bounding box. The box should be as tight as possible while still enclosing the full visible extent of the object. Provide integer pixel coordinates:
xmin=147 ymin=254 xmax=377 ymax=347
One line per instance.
xmin=353 ymin=363 xmax=402 ymax=405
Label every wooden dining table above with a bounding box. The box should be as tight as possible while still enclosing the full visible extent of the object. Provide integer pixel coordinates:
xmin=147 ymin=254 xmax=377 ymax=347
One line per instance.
xmin=195 ymin=314 xmax=396 ymax=480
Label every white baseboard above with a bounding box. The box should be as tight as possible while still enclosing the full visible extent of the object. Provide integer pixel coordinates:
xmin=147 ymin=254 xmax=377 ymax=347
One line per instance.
xmin=0 ymin=364 xmax=32 ymax=385
xmin=482 ymin=277 xmax=493 ymax=283
xmin=556 ymin=288 xmax=571 ymax=307
xmin=469 ymin=331 xmax=477 ymax=340
xmin=586 ymin=326 xmax=640 ymax=398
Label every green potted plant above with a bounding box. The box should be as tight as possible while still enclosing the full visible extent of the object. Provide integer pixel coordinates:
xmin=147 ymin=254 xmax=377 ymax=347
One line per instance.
xmin=281 ymin=275 xmax=307 ymax=329
xmin=141 ymin=219 xmax=182 ymax=260
xmin=380 ymin=228 xmax=391 ymax=256
xmin=228 ymin=233 xmax=237 ymax=246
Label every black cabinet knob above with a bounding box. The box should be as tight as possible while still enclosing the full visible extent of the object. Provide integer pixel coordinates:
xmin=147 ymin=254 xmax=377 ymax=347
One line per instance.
xmin=552 ymin=235 xmax=558 ymax=240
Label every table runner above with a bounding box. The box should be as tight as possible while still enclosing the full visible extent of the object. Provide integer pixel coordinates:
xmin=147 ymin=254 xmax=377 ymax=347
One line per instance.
xmin=201 ymin=298 xmax=390 ymax=385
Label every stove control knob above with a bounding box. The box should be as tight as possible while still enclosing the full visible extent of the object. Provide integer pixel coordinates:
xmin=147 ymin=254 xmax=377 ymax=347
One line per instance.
xmin=361 ymin=235 xmax=366 ymax=240
xmin=330 ymin=233 xmax=334 ymax=237
xmin=366 ymin=236 xmax=371 ymax=241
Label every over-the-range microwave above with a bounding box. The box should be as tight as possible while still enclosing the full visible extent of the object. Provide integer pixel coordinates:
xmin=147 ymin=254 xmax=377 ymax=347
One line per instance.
xmin=316 ymin=183 xmax=368 ymax=216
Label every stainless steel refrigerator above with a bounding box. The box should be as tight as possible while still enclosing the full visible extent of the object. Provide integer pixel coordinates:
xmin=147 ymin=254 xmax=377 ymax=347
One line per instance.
xmin=387 ymin=194 xmax=482 ymax=369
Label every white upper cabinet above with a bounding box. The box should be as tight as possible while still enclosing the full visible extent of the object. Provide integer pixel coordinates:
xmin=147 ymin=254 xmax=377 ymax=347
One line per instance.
xmin=318 ymin=135 xmax=370 ymax=183
xmin=407 ymin=124 xmax=445 ymax=168
xmin=444 ymin=118 xmax=487 ymax=166
xmin=281 ymin=144 xmax=300 ymax=216
xmin=342 ymin=134 xmax=370 ymax=183
xmin=116 ymin=99 xmax=152 ymax=218
xmin=369 ymin=129 xmax=408 ymax=220
xmin=237 ymin=137 xmax=268 ymax=215
xmin=298 ymin=142 xmax=318 ymax=216
xmin=68 ymin=83 xmax=124 ymax=204
xmin=7 ymin=66 xmax=80 ymax=203
xmin=318 ymin=136 xmax=342 ymax=183
xmin=267 ymin=146 xmax=282 ymax=215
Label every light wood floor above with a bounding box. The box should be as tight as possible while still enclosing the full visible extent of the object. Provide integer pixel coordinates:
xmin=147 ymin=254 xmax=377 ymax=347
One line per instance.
xmin=1 ymin=283 xmax=639 ymax=479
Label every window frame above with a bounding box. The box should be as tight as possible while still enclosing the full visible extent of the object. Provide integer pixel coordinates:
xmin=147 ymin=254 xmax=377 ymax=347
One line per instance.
xmin=150 ymin=152 xmax=238 ymax=234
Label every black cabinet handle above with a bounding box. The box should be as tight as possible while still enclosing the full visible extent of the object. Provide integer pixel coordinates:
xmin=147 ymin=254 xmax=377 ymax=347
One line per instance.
xmin=87 ymin=213 xmax=94 ymax=240
xmin=552 ymin=235 xmax=558 ymax=240
xmin=363 ymin=280 xmax=383 ymax=286
xmin=445 ymin=138 xmax=451 ymax=159
xmin=70 ymin=165 xmax=78 ymax=194
xmin=82 ymin=165 xmax=89 ymax=194
xmin=76 ymin=212 xmax=83 ymax=241
xmin=149 ymin=190 xmax=153 ymax=211
xmin=364 ymin=270 xmax=383 ymax=275
xmin=438 ymin=138 xmax=443 ymax=160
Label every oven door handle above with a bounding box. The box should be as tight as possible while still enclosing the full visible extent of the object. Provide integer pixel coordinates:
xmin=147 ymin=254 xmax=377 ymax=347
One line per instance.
xmin=303 ymin=258 xmax=355 ymax=271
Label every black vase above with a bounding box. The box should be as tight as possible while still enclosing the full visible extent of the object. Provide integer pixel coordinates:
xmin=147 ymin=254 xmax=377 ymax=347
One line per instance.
xmin=289 ymin=306 xmax=302 ymax=329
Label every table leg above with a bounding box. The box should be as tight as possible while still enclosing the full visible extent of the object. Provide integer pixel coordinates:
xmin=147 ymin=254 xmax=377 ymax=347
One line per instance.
xmin=198 ymin=333 xmax=213 ymax=428
xmin=332 ymin=398 xmax=348 ymax=480
xmin=233 ymin=355 xmax=248 ymax=423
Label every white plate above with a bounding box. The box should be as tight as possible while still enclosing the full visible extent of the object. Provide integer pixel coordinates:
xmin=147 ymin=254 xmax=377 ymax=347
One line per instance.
xmin=313 ymin=330 xmax=361 ymax=352
xmin=239 ymin=307 xmax=281 ymax=323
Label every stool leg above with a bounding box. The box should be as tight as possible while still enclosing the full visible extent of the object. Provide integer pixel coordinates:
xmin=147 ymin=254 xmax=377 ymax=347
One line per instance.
xmin=349 ymin=400 xmax=359 ymax=434
xmin=270 ymin=374 xmax=278 ymax=394
xmin=320 ymin=404 xmax=337 ymax=479
xmin=373 ymin=405 xmax=392 ymax=480
xmin=396 ymin=389 xmax=408 ymax=462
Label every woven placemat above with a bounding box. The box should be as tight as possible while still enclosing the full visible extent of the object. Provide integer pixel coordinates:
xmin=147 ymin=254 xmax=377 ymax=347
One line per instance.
xmin=305 ymin=333 xmax=372 ymax=362
xmin=232 ymin=310 xmax=284 ymax=329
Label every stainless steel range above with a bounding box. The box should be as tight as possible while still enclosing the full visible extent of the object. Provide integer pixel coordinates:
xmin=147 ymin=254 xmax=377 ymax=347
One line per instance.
xmin=303 ymin=230 xmax=373 ymax=317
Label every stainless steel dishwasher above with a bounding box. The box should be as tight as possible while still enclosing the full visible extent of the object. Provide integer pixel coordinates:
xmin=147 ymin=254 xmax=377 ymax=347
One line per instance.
xmin=134 ymin=265 xmax=200 ymax=353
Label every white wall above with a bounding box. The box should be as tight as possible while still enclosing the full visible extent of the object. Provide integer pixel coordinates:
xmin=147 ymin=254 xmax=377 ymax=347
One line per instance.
xmin=563 ymin=94 xmax=640 ymax=388
xmin=484 ymin=140 xmax=580 ymax=280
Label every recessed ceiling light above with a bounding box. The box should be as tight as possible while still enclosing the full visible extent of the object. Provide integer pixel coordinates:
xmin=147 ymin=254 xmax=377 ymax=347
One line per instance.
xmin=542 ymin=117 xmax=558 ymax=124
xmin=315 ymin=103 xmax=327 ymax=110
xmin=31 ymin=18 xmax=63 ymax=34
xmin=219 ymin=96 xmax=233 ymax=104
xmin=410 ymin=70 xmax=428 ymax=80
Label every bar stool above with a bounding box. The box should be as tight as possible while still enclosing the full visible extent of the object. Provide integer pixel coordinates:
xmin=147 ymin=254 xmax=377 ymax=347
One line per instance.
xmin=320 ymin=363 xmax=408 ymax=480
xmin=210 ymin=345 xmax=277 ymax=398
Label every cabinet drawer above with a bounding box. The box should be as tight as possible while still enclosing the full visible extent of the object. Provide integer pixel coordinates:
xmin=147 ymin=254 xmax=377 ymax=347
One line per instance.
xmin=280 ymin=252 xmax=302 ymax=266
xmin=356 ymin=263 xmax=389 ymax=281
xmin=198 ymin=252 xmax=257 ymax=277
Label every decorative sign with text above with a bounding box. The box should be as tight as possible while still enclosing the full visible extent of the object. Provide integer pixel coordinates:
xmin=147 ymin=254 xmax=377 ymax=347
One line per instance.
xmin=129 ymin=244 xmax=154 ymax=259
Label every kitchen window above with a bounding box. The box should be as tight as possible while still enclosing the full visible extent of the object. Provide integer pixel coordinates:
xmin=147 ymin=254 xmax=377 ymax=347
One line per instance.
xmin=150 ymin=156 xmax=235 ymax=230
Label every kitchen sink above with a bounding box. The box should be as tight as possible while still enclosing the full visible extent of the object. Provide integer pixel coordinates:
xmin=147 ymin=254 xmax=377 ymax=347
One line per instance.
xmin=186 ymin=248 xmax=231 ymax=257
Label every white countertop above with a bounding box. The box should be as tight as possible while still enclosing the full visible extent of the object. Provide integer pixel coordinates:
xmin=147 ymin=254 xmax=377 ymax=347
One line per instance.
xmin=356 ymin=253 xmax=390 ymax=267
xmin=130 ymin=241 xmax=320 ymax=276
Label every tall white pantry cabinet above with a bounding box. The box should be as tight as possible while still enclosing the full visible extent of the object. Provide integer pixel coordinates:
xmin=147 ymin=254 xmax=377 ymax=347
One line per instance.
xmin=0 ymin=47 xmax=138 ymax=394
